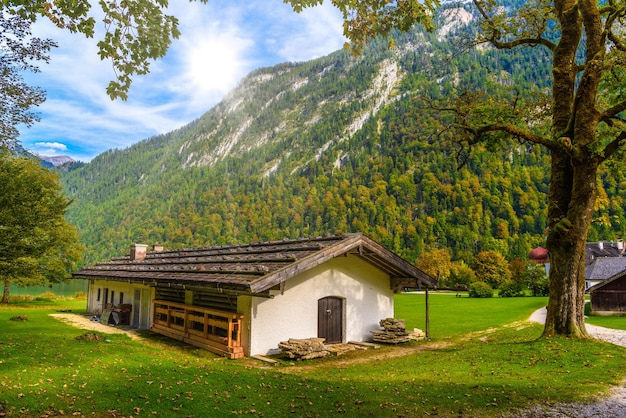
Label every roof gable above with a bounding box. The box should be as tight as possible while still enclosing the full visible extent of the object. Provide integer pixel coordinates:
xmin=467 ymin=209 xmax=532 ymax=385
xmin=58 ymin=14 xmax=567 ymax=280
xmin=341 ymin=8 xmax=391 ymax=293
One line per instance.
xmin=73 ymin=233 xmax=437 ymax=295
xmin=588 ymin=269 xmax=626 ymax=293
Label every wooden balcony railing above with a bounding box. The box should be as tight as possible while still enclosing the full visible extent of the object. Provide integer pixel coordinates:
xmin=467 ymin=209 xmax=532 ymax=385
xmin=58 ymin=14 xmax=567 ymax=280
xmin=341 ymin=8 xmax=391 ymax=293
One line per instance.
xmin=151 ymin=300 xmax=244 ymax=359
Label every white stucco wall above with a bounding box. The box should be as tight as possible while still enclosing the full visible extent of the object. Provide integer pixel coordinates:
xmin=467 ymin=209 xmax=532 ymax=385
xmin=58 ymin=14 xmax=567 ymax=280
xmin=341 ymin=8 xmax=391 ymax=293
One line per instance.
xmin=246 ymin=255 xmax=394 ymax=355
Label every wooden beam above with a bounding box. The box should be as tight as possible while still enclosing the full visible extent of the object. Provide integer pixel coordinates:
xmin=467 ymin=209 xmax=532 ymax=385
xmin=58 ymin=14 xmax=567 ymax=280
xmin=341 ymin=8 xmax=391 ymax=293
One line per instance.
xmin=425 ymin=288 xmax=430 ymax=338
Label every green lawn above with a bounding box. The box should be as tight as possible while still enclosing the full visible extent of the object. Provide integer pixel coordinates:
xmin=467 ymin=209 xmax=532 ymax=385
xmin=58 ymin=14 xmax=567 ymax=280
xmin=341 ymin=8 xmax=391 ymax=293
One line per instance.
xmin=396 ymin=292 xmax=549 ymax=338
xmin=1 ymin=293 xmax=625 ymax=417
xmin=586 ymin=315 xmax=626 ymax=330
xmin=577 ymin=299 xmax=626 ymax=330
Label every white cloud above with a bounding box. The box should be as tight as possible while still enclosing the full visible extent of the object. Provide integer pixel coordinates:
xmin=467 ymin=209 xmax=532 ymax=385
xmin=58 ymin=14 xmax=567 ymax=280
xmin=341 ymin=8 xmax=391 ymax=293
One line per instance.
xmin=34 ymin=142 xmax=67 ymax=151
xmin=31 ymin=141 xmax=68 ymax=156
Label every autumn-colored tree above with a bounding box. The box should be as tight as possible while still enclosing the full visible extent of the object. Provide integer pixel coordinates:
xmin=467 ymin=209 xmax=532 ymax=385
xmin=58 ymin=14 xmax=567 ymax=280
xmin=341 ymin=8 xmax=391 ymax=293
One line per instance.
xmin=472 ymin=250 xmax=511 ymax=289
xmin=416 ymin=248 xmax=453 ymax=286
xmin=508 ymin=257 xmax=529 ymax=285
xmin=0 ymin=153 xmax=82 ymax=303
xmin=449 ymin=261 xmax=476 ymax=289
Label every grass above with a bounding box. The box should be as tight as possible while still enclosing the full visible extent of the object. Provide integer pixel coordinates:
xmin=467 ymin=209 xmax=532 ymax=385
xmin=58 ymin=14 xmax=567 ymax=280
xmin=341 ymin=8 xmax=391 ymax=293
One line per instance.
xmin=580 ymin=299 xmax=626 ymax=330
xmin=1 ymin=293 xmax=625 ymax=417
xmin=396 ymin=292 xmax=549 ymax=338
xmin=586 ymin=315 xmax=626 ymax=330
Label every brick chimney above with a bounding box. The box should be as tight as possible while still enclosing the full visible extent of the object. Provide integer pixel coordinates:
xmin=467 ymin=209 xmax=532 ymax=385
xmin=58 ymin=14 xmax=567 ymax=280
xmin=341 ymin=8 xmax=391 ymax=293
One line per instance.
xmin=130 ymin=244 xmax=148 ymax=261
xmin=152 ymin=244 xmax=164 ymax=252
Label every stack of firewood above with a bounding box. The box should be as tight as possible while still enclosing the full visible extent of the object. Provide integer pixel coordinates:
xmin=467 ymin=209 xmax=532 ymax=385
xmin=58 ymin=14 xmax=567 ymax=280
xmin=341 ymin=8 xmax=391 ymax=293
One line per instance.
xmin=278 ymin=338 xmax=331 ymax=360
xmin=371 ymin=318 xmax=425 ymax=344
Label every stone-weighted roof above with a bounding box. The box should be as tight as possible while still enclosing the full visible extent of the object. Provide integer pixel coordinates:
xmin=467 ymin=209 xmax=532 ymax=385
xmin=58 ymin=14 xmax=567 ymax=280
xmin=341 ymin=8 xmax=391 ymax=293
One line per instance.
xmin=72 ymin=233 xmax=437 ymax=295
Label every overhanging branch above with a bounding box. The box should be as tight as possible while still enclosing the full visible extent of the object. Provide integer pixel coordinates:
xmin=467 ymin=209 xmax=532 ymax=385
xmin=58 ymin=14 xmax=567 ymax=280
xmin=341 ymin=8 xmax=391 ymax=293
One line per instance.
xmin=602 ymin=99 xmax=626 ymax=120
xmin=473 ymin=0 xmax=556 ymax=51
xmin=600 ymin=131 xmax=626 ymax=162
xmin=457 ymin=123 xmax=554 ymax=149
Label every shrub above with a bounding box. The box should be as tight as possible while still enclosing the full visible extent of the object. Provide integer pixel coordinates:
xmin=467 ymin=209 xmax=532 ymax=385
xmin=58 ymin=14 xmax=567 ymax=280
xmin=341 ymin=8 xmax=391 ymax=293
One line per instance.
xmin=35 ymin=291 xmax=58 ymax=301
xmin=9 ymin=295 xmax=34 ymax=302
xmin=468 ymin=281 xmax=493 ymax=298
xmin=498 ymin=280 xmax=525 ymax=297
xmin=75 ymin=291 xmax=87 ymax=299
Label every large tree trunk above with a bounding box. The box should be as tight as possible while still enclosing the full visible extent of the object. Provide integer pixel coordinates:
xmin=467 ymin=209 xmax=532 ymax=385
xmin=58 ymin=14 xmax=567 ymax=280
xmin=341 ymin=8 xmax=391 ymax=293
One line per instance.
xmin=2 ymin=277 xmax=10 ymax=304
xmin=543 ymin=151 xmax=598 ymax=337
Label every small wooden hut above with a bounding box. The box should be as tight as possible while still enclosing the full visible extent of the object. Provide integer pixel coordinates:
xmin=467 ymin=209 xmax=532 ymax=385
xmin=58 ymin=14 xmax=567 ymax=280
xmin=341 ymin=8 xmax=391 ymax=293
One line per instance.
xmin=588 ymin=270 xmax=626 ymax=316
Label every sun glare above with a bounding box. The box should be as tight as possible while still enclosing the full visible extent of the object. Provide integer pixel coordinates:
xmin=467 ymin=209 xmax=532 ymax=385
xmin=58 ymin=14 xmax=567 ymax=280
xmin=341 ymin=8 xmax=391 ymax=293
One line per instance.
xmin=185 ymin=35 xmax=251 ymax=96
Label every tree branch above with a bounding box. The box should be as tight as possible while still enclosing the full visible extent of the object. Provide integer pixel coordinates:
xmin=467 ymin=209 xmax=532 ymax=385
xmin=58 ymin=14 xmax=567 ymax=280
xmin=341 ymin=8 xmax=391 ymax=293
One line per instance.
xmin=456 ymin=123 xmax=554 ymax=149
xmin=602 ymin=99 xmax=626 ymax=120
xmin=473 ymin=0 xmax=557 ymax=51
xmin=599 ymin=131 xmax=626 ymax=162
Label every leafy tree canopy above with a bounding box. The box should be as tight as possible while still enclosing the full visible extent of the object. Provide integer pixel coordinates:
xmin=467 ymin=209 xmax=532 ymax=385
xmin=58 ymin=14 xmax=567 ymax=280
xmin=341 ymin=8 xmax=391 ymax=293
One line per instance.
xmin=0 ymin=152 xmax=82 ymax=303
xmin=0 ymin=13 xmax=55 ymax=148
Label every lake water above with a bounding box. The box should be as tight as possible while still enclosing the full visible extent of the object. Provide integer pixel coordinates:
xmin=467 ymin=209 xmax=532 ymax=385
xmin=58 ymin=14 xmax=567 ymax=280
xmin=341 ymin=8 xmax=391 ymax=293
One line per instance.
xmin=2 ymin=280 xmax=88 ymax=297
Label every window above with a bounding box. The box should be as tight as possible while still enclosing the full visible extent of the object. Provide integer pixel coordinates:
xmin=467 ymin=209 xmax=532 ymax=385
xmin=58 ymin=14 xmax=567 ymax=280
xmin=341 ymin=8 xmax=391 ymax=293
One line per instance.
xmin=97 ymin=288 xmax=101 ymax=302
xmin=111 ymin=291 xmax=115 ymax=305
xmin=119 ymin=292 xmax=124 ymax=304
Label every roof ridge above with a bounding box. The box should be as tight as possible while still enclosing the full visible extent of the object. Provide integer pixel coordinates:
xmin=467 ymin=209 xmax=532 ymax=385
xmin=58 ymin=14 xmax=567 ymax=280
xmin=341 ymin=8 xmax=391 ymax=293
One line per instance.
xmin=141 ymin=233 xmax=350 ymax=257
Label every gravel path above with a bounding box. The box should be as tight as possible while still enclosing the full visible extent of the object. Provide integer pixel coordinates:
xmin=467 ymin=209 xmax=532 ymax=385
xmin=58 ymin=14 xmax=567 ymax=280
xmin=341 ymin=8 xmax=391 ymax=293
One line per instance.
xmin=530 ymin=307 xmax=626 ymax=348
xmin=508 ymin=308 xmax=626 ymax=417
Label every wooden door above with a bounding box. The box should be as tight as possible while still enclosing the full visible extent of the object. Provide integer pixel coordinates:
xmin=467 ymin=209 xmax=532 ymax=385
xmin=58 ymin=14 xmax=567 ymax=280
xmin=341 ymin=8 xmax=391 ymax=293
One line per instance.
xmin=318 ymin=297 xmax=344 ymax=344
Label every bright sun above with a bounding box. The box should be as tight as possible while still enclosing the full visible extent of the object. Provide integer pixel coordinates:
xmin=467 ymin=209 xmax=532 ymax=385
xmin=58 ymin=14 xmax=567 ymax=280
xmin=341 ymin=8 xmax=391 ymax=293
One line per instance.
xmin=185 ymin=35 xmax=251 ymax=96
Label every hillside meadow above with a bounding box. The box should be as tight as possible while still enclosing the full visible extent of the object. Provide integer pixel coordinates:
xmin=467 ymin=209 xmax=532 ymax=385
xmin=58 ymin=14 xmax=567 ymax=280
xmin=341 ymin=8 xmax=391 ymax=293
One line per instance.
xmin=1 ymin=293 xmax=626 ymax=417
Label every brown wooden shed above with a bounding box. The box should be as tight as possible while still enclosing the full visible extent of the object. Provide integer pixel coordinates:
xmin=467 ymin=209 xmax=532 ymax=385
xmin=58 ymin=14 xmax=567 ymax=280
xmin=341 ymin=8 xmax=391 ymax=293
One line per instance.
xmin=588 ymin=270 xmax=626 ymax=316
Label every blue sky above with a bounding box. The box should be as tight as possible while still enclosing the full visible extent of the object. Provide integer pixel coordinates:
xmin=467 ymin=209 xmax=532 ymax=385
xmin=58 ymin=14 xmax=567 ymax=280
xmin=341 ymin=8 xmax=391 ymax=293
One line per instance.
xmin=20 ymin=1 xmax=346 ymax=162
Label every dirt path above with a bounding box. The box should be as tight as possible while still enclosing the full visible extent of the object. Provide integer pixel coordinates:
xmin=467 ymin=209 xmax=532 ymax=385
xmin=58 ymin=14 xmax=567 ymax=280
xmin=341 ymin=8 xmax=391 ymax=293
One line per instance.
xmin=49 ymin=313 xmax=144 ymax=340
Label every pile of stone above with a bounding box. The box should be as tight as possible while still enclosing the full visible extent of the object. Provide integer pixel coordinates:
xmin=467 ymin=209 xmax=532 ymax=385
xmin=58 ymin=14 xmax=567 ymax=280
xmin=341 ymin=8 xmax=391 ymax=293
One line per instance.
xmin=278 ymin=338 xmax=331 ymax=360
xmin=371 ymin=318 xmax=426 ymax=344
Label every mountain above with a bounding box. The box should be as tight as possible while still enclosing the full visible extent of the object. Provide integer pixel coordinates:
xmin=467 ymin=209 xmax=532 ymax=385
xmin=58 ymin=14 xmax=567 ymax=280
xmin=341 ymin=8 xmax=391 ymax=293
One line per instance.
xmin=38 ymin=155 xmax=75 ymax=167
xmin=59 ymin=4 xmax=626 ymax=266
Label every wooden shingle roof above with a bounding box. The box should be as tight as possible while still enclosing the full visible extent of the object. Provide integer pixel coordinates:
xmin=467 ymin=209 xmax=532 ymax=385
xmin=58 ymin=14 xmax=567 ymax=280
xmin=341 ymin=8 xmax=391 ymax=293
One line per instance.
xmin=586 ymin=257 xmax=626 ymax=282
xmin=72 ymin=233 xmax=437 ymax=295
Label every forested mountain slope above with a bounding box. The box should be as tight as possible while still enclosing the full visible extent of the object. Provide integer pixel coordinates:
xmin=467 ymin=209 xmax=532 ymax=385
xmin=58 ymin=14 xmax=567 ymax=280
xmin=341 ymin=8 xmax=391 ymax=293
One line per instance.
xmin=60 ymin=4 xmax=626 ymax=266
